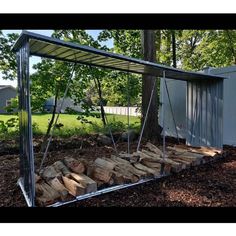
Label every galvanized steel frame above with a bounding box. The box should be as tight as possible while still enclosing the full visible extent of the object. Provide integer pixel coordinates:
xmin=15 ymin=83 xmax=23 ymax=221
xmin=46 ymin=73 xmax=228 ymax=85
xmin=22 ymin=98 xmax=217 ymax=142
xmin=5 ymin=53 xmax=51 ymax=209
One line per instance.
xmin=13 ymin=31 xmax=226 ymax=207
xmin=17 ymin=38 xmax=35 ymax=207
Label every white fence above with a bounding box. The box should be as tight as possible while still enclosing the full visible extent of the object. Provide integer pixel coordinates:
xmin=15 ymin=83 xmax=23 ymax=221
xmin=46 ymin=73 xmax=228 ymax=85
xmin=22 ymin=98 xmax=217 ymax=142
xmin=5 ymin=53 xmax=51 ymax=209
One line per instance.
xmin=103 ymin=106 xmax=141 ymax=117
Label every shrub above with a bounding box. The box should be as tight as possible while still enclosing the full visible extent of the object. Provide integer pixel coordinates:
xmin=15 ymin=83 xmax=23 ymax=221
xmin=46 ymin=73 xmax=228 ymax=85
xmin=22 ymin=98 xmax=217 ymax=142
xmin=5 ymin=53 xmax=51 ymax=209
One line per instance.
xmin=0 ymin=117 xmax=19 ymax=139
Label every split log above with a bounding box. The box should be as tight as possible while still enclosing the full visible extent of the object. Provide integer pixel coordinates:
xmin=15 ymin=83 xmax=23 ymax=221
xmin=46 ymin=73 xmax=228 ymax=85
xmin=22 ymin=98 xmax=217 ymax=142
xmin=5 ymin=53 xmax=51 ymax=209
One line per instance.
xmin=62 ymin=176 xmax=85 ymax=197
xmin=94 ymin=158 xmax=116 ymax=170
xmin=102 ymin=157 xmax=139 ymax=183
xmin=70 ymin=173 xmax=97 ymax=193
xmin=118 ymin=152 xmax=139 ymax=163
xmin=167 ymin=147 xmax=203 ymax=166
xmin=36 ymin=182 xmax=61 ymax=206
xmin=145 ymin=142 xmax=165 ymax=157
xmin=168 ymin=157 xmax=190 ymax=168
xmin=139 ymin=150 xmax=183 ymax=172
xmin=63 ymin=157 xmax=85 ymax=174
xmin=173 ymin=144 xmax=222 ymax=156
xmin=47 ymin=177 xmax=69 ymax=200
xmin=179 ymin=153 xmax=202 ymax=166
xmin=110 ymin=170 xmax=126 ymax=184
xmin=139 ymin=150 xmax=162 ymax=161
xmin=90 ymin=165 xmax=113 ymax=183
xmin=96 ymin=158 xmax=129 ymax=184
xmin=103 ymin=157 xmax=120 ymax=166
xmin=133 ymin=163 xmax=160 ymax=177
xmin=40 ymin=165 xmax=61 ymax=181
xmin=113 ymin=165 xmax=139 ymax=183
xmin=167 ymin=146 xmax=189 ymax=154
xmin=53 ymin=161 xmax=71 ymax=176
xmin=110 ymin=155 xmax=132 ymax=165
xmin=190 ymin=147 xmax=221 ymax=157
xmin=141 ymin=160 xmax=162 ymax=169
xmin=110 ymin=155 xmax=148 ymax=178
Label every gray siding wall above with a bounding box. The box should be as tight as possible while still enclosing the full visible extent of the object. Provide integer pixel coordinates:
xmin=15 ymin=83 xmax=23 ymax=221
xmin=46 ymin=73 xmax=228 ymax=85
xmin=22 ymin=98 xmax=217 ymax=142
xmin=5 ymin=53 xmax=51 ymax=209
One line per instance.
xmin=159 ymin=79 xmax=187 ymax=139
xmin=186 ymin=80 xmax=223 ymax=149
xmin=0 ymin=88 xmax=17 ymax=113
xmin=159 ymin=65 xmax=236 ymax=147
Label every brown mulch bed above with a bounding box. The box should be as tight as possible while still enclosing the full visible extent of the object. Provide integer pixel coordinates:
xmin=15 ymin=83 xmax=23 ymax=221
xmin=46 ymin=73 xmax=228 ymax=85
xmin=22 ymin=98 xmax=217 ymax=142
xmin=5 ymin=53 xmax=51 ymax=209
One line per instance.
xmin=0 ymin=137 xmax=235 ymax=207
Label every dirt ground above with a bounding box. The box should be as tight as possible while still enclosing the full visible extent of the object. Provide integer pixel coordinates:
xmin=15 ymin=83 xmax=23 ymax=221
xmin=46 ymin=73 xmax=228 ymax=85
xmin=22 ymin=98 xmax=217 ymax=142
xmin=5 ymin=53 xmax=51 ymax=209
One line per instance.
xmin=0 ymin=136 xmax=235 ymax=207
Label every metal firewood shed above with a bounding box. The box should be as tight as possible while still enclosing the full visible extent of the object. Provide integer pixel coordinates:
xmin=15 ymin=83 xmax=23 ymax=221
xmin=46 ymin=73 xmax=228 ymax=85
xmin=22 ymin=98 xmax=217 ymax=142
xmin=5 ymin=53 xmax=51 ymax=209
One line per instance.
xmin=12 ymin=30 xmax=227 ymax=207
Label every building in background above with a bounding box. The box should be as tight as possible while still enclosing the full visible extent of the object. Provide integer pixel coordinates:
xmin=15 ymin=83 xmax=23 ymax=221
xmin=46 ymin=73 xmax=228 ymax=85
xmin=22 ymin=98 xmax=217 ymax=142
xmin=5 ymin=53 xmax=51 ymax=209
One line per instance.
xmin=43 ymin=97 xmax=83 ymax=113
xmin=0 ymin=85 xmax=17 ymax=113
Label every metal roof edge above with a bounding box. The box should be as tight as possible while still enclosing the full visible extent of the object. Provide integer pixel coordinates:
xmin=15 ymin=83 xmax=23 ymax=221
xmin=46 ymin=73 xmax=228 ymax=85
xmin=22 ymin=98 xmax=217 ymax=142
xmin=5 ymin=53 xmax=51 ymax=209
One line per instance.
xmin=12 ymin=31 xmax=228 ymax=80
xmin=11 ymin=30 xmax=30 ymax=52
xmin=208 ymin=65 xmax=236 ymax=75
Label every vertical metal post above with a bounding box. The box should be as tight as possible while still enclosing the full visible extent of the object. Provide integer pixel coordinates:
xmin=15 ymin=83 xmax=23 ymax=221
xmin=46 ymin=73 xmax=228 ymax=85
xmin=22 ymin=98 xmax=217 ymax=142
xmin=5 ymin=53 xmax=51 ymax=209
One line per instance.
xmin=199 ymin=82 xmax=203 ymax=146
xmin=17 ymin=50 xmax=24 ymax=178
xmin=162 ymin=71 xmax=166 ymax=159
xmin=17 ymin=39 xmax=35 ymax=207
xmin=26 ymin=41 xmax=35 ymax=207
xmin=127 ymin=72 xmax=130 ymax=156
xmin=220 ymin=80 xmax=224 ymax=149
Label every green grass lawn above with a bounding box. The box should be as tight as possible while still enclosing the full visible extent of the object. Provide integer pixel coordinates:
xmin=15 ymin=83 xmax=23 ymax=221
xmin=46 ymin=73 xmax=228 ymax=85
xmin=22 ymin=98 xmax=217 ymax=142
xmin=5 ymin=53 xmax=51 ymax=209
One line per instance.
xmin=0 ymin=113 xmax=140 ymax=138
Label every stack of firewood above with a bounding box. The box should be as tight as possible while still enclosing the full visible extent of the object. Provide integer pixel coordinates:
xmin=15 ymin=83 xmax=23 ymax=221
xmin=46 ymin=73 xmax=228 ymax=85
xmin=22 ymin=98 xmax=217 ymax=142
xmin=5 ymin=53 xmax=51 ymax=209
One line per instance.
xmin=35 ymin=142 xmax=222 ymax=206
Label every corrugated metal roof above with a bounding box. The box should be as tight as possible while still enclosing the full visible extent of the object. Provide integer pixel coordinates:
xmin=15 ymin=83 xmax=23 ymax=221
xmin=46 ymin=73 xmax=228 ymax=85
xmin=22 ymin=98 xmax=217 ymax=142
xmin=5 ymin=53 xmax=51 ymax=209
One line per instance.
xmin=12 ymin=31 xmax=227 ymax=81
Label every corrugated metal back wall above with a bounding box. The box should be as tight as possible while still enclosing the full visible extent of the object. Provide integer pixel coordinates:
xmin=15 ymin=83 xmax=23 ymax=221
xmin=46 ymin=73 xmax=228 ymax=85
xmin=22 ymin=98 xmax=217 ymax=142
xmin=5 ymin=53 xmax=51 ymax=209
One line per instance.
xmin=186 ymin=80 xmax=223 ymax=149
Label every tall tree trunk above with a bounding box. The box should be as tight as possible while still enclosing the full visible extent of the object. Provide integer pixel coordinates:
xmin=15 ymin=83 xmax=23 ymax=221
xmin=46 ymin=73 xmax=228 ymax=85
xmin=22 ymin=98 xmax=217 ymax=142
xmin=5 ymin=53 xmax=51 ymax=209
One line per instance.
xmin=40 ymin=87 xmax=59 ymax=152
xmin=141 ymin=30 xmax=161 ymax=141
xmin=94 ymin=78 xmax=106 ymax=126
xmin=171 ymin=30 xmax=177 ymax=68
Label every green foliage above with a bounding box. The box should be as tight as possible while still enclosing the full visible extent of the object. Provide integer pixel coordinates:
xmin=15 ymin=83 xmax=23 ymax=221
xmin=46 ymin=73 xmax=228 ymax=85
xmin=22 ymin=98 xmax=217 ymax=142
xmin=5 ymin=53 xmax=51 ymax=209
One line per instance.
xmin=0 ymin=114 xmax=140 ymax=140
xmin=0 ymin=117 xmax=19 ymax=138
xmin=32 ymin=121 xmax=40 ymax=134
xmin=0 ymin=31 xmax=19 ymax=80
xmin=65 ymin=107 xmax=79 ymax=114
xmin=91 ymin=120 xmax=126 ymax=135
xmin=31 ymin=59 xmax=75 ymax=112
xmin=176 ymin=30 xmax=236 ymax=71
xmin=98 ymin=30 xmax=142 ymax=58
xmin=101 ymin=71 xmax=141 ymax=106
xmin=98 ymin=30 xmax=142 ymax=106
